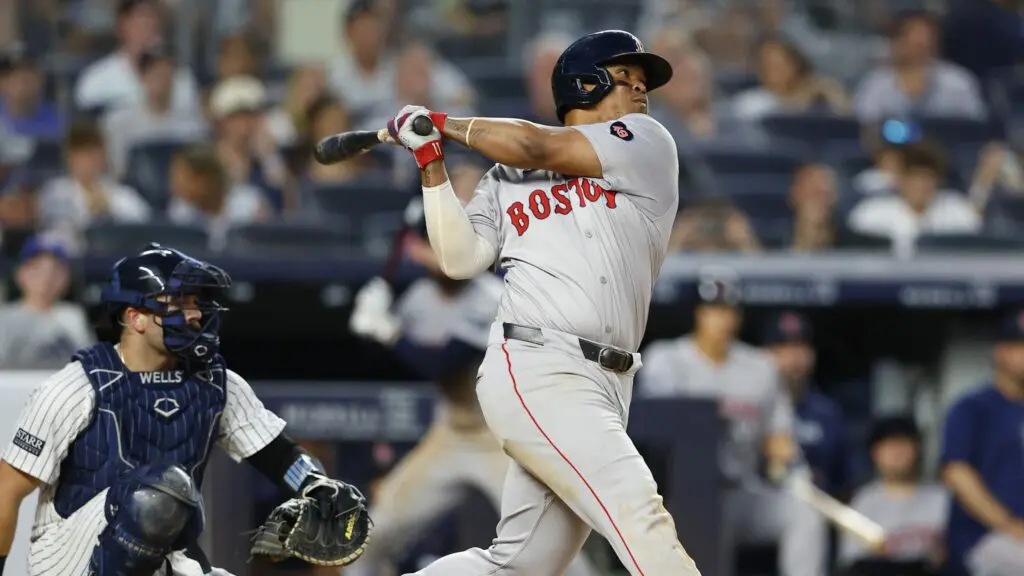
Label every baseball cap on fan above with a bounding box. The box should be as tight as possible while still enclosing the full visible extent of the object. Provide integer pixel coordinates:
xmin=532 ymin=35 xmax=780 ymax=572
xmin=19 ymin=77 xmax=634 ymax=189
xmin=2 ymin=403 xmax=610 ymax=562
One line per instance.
xmin=18 ymin=235 xmax=70 ymax=265
xmin=762 ymin=311 xmax=813 ymax=346
xmin=209 ymin=75 xmax=267 ymax=120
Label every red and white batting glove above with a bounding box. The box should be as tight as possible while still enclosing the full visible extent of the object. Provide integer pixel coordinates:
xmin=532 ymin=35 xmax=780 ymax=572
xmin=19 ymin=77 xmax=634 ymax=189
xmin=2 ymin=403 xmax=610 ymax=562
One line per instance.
xmin=387 ymin=105 xmax=448 ymax=169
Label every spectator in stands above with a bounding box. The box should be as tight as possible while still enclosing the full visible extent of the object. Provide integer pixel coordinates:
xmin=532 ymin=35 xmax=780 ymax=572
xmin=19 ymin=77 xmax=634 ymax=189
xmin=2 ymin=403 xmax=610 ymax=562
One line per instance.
xmin=854 ymin=133 xmax=911 ymax=196
xmin=762 ymin=311 xmax=850 ymax=495
xmin=732 ymin=38 xmax=850 ymax=122
xmin=216 ymin=34 xmax=261 ymax=81
xmin=74 ymin=0 xmax=200 ymax=113
xmin=941 ymin=310 xmax=1024 ymax=576
xmin=0 ymin=236 xmax=95 ymax=369
xmin=208 ymin=75 xmax=295 ymax=212
xmin=968 ymin=142 xmax=1024 ymax=210
xmin=669 ymin=196 xmax=761 ymax=253
xmin=0 ymin=46 xmax=62 ymax=139
xmin=37 ymin=119 xmax=150 ymax=240
xmin=853 ymin=11 xmax=987 ymax=122
xmin=167 ymin=145 xmax=267 ymax=250
xmin=520 ymin=31 xmax=572 ymax=124
xmin=266 ymin=64 xmax=328 ymax=147
xmin=0 ymin=171 xmax=39 ymax=234
xmin=329 ymin=0 xmax=394 ymax=117
xmin=301 ymin=96 xmax=364 ymax=185
xmin=839 ymin=416 xmax=948 ymax=576
xmin=101 ymin=44 xmax=207 ymax=179
xmin=649 ymin=29 xmax=764 ymax=146
xmin=847 ymin=142 xmax=980 ymax=252
xmin=789 ymin=163 xmax=838 ymax=251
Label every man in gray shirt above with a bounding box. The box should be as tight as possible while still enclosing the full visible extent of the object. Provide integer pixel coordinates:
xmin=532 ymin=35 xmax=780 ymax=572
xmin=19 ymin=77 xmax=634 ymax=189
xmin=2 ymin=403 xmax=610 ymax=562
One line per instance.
xmin=0 ymin=236 xmax=95 ymax=369
xmin=840 ymin=416 xmax=948 ymax=576
xmin=639 ymin=268 xmax=828 ymax=576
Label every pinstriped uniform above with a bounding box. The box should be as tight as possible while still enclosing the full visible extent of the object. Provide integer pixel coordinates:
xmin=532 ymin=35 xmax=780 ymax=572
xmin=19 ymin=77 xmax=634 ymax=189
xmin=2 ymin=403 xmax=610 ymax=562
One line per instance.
xmin=2 ymin=357 xmax=286 ymax=576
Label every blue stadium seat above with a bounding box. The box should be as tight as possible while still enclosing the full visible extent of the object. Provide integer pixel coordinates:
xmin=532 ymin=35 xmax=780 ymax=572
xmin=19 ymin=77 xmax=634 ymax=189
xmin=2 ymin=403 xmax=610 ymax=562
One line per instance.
xmin=361 ymin=211 xmax=405 ymax=258
xmin=224 ymin=219 xmax=357 ymax=258
xmin=699 ymin=144 xmax=805 ymax=176
xmin=309 ymin=181 xmax=413 ymax=220
xmin=835 ymin=228 xmax=892 ymax=250
xmin=919 ymin=117 xmax=1000 ymax=148
xmin=716 ymin=174 xmax=793 ymax=199
xmin=26 ymin=140 xmax=64 ymax=175
xmin=85 ymin=221 xmax=210 ymax=255
xmin=916 ymin=232 xmax=1024 ymax=252
xmin=729 ymin=190 xmax=792 ymax=219
xmin=715 ymin=71 xmax=758 ymax=96
xmin=759 ymin=113 xmax=861 ymax=158
xmin=467 ymin=68 xmax=524 ymax=101
xmin=750 ymin=218 xmax=792 ymax=249
xmin=986 ymin=194 xmax=1024 ymax=222
xmin=123 ymin=141 xmax=186 ymax=208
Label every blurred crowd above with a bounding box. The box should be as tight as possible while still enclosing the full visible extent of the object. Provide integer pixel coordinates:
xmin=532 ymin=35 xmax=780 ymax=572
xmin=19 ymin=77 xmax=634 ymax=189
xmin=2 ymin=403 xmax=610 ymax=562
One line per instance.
xmin=1 ymin=0 xmax=1024 ymax=575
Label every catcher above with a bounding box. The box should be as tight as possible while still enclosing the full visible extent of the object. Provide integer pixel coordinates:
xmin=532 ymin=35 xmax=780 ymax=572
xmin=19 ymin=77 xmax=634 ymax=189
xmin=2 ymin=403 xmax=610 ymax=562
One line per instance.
xmin=0 ymin=244 xmax=369 ymax=576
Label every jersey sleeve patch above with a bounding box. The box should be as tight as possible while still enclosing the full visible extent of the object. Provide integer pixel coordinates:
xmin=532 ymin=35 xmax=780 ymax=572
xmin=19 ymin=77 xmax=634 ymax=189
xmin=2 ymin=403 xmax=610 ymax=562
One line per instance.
xmin=609 ymin=121 xmax=634 ymax=141
xmin=13 ymin=428 xmax=46 ymax=457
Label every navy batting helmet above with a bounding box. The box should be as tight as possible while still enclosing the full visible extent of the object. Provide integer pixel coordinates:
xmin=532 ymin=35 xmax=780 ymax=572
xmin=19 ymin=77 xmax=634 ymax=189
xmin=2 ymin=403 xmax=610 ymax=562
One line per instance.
xmin=552 ymin=30 xmax=673 ymax=124
xmin=101 ymin=243 xmax=231 ymax=364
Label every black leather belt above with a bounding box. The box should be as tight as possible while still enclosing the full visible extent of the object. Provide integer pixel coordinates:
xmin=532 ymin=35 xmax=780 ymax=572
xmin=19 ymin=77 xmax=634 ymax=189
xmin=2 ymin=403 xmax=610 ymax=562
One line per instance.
xmin=502 ymin=323 xmax=634 ymax=373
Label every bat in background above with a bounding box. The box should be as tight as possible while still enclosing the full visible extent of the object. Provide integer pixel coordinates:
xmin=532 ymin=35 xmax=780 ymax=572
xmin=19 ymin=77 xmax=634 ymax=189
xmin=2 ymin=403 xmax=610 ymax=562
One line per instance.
xmin=785 ymin=474 xmax=886 ymax=551
xmin=314 ymin=116 xmax=435 ymax=165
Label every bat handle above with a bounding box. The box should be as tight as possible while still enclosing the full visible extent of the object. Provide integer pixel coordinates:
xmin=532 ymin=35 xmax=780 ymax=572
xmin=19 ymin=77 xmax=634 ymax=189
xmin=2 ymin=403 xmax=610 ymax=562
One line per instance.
xmin=380 ymin=116 xmax=437 ymax=143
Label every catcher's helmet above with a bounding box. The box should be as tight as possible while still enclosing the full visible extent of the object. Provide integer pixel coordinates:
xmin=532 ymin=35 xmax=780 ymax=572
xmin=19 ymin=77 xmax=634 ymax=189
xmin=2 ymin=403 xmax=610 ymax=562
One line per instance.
xmin=552 ymin=29 xmax=673 ymax=124
xmin=101 ymin=243 xmax=231 ymax=364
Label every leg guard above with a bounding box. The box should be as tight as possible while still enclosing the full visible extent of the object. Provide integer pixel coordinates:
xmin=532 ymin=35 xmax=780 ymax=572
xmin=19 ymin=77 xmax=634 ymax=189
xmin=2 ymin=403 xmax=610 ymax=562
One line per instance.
xmin=88 ymin=464 xmax=204 ymax=576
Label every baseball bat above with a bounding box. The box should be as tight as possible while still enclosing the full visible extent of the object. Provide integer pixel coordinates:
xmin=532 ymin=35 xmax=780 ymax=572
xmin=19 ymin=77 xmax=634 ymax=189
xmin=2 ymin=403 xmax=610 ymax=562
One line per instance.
xmin=785 ymin=475 xmax=886 ymax=550
xmin=314 ymin=116 xmax=435 ymax=165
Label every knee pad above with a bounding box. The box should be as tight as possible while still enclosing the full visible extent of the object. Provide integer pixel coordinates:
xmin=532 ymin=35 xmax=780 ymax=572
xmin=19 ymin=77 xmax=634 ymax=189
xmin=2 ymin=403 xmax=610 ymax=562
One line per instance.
xmin=89 ymin=464 xmax=204 ymax=576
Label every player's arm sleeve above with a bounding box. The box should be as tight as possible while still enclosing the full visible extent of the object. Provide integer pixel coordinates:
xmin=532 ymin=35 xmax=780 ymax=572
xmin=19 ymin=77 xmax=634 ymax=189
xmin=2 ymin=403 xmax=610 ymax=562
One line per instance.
xmin=2 ymin=364 xmax=93 ymax=486
xmin=217 ymin=370 xmax=287 ymax=462
xmin=422 ymin=168 xmax=500 ymax=280
xmin=245 ymin=432 xmax=326 ymax=496
xmin=571 ymin=113 xmax=680 ymax=218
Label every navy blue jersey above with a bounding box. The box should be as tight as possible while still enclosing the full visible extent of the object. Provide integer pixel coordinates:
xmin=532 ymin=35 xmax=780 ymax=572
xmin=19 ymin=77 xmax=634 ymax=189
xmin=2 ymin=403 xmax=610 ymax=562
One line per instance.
xmin=794 ymin=390 xmax=850 ymax=493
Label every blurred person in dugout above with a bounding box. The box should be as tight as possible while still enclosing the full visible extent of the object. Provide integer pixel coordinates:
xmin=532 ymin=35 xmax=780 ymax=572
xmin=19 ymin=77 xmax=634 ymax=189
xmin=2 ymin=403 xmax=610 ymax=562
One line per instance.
xmin=74 ymin=0 xmax=200 ymax=113
xmin=638 ymin=268 xmax=829 ymax=576
xmin=940 ymin=309 xmax=1024 ymax=576
xmin=838 ymin=416 xmax=949 ymax=576
xmin=0 ymin=235 xmax=95 ymax=369
xmin=101 ymin=43 xmax=207 ymax=179
xmin=167 ymin=144 xmax=268 ymax=250
xmin=761 ymin=311 xmax=850 ymax=497
xmin=36 ymin=118 xmax=151 ymax=246
xmin=207 ymin=74 xmax=295 ymax=213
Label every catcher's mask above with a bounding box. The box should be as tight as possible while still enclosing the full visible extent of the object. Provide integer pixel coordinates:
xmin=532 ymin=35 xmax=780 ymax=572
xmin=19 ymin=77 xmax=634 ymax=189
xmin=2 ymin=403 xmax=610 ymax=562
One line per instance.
xmin=101 ymin=243 xmax=231 ymax=364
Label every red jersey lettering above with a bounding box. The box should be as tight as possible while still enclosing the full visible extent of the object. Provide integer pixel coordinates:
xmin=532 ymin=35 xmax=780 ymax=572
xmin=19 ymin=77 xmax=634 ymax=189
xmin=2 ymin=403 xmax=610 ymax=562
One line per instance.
xmin=507 ymin=202 xmax=530 ymax=236
xmin=505 ymin=179 xmax=618 ymax=236
xmin=550 ymin=184 xmax=572 ymax=215
xmin=528 ymin=189 xmax=552 ymax=219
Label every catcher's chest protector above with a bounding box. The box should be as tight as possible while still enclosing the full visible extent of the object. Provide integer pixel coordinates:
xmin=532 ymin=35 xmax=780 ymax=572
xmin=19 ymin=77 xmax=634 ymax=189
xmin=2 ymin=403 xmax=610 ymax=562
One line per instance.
xmin=53 ymin=343 xmax=228 ymax=518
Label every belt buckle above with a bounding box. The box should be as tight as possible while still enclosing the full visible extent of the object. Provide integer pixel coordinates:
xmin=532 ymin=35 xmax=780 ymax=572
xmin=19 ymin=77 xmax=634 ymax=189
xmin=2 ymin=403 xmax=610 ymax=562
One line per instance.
xmin=598 ymin=348 xmax=629 ymax=372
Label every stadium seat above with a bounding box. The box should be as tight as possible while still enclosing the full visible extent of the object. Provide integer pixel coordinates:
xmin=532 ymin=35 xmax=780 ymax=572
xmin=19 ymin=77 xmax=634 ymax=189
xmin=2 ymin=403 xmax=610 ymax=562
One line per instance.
xmin=915 ymin=232 xmax=1024 ymax=252
xmin=309 ymin=181 xmax=413 ymax=220
xmin=986 ymin=194 xmax=1024 ymax=222
xmin=466 ymin=68 xmax=524 ymax=101
xmin=715 ymin=71 xmax=758 ymax=96
xmin=919 ymin=117 xmax=1000 ymax=148
xmin=123 ymin=141 xmax=186 ymax=208
xmin=760 ymin=114 xmax=861 ymax=159
xmin=835 ymin=229 xmax=892 ymax=250
xmin=26 ymin=140 xmax=64 ymax=175
xmin=750 ymin=218 xmax=792 ymax=249
xmin=224 ymin=219 xmax=357 ymax=258
xmin=361 ymin=211 xmax=405 ymax=258
xmin=717 ymin=174 xmax=793 ymax=200
xmin=699 ymin=144 xmax=806 ymax=176
xmin=85 ymin=221 xmax=210 ymax=255
xmin=729 ymin=190 xmax=792 ymax=219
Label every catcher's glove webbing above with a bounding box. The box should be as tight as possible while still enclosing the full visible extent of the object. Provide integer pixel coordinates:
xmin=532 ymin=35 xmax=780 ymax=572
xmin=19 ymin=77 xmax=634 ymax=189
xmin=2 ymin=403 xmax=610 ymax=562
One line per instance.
xmin=250 ymin=476 xmax=371 ymax=566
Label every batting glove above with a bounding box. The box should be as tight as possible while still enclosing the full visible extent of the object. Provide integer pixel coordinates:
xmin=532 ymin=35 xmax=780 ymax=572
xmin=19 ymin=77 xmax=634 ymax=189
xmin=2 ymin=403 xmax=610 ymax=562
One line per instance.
xmin=387 ymin=105 xmax=448 ymax=169
xmin=349 ymin=277 xmax=400 ymax=344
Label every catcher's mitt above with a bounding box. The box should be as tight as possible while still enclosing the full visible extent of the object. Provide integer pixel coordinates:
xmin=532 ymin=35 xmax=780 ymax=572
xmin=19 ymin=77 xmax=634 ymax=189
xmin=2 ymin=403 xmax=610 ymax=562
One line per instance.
xmin=250 ymin=477 xmax=371 ymax=567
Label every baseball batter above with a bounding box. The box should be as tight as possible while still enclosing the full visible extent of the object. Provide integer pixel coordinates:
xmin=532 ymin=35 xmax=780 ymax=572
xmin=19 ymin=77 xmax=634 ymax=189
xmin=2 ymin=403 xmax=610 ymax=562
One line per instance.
xmin=383 ymin=29 xmax=700 ymax=576
xmin=347 ymin=215 xmax=598 ymax=576
xmin=638 ymin=269 xmax=828 ymax=576
xmin=0 ymin=244 xmax=365 ymax=576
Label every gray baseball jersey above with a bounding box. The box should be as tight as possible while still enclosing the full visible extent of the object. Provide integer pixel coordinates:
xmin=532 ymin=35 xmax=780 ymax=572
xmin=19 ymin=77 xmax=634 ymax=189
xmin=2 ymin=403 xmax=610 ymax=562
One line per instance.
xmin=639 ymin=337 xmax=793 ymax=481
xmin=0 ymin=303 xmax=96 ymax=370
xmin=395 ymin=275 xmax=503 ymax=350
xmin=839 ymin=481 xmax=949 ymax=566
xmin=464 ymin=113 xmax=679 ymax=352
